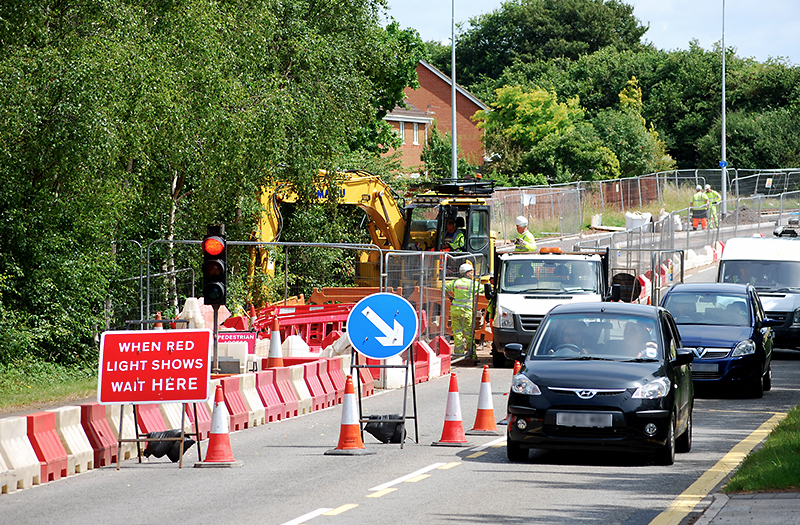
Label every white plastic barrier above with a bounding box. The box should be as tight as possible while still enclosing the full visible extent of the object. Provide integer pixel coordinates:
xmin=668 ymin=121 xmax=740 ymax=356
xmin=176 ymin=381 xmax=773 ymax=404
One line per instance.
xmin=379 ymin=355 xmax=412 ymax=389
xmin=415 ymin=340 xmax=442 ymax=380
xmin=0 ymin=416 xmax=41 ymax=492
xmin=48 ymin=406 xmax=94 ymax=475
xmin=158 ymin=403 xmax=193 ymax=433
xmin=218 ymin=340 xmax=248 ymax=374
xmin=0 ymin=448 xmax=10 ymax=494
xmin=204 ymin=378 xmax=222 ymax=416
xmin=105 ymin=404 xmax=138 ymax=460
xmin=289 ymin=365 xmax=313 ymax=415
xmin=238 ymin=373 xmax=266 ymax=427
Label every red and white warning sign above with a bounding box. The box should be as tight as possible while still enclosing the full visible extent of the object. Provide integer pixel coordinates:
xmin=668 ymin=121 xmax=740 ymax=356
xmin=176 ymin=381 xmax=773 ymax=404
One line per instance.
xmin=98 ymin=330 xmax=212 ymax=404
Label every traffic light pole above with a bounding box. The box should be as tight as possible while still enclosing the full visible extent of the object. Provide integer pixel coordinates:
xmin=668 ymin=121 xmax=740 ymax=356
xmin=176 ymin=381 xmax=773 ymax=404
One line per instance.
xmin=212 ymin=304 xmax=220 ymax=374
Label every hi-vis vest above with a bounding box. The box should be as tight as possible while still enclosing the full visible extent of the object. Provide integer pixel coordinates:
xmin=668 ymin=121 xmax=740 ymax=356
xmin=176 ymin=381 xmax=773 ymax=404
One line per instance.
xmin=446 ymin=277 xmax=480 ymax=312
xmin=691 ymin=191 xmax=709 ymax=210
xmin=515 ymin=230 xmax=537 ymax=252
xmin=706 ymin=189 xmax=721 ymax=206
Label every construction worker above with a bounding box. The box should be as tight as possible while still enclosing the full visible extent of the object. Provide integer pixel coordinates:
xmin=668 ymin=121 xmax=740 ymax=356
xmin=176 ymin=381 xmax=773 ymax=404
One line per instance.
xmin=445 ymin=262 xmax=481 ymax=363
xmin=705 ymin=184 xmax=722 ymax=228
xmin=443 ymin=217 xmax=465 ymax=252
xmin=690 ymin=185 xmax=709 ymax=230
xmin=514 ymin=216 xmax=537 ymax=252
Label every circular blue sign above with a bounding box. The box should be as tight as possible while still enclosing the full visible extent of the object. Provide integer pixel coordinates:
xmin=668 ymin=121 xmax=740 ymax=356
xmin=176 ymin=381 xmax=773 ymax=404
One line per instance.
xmin=719 ymin=160 xmax=728 ymax=168
xmin=347 ymin=293 xmax=418 ymax=359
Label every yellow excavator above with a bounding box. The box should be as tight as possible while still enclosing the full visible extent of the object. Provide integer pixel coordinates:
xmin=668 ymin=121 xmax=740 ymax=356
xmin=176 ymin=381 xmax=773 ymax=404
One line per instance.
xmin=253 ymin=169 xmax=496 ymax=284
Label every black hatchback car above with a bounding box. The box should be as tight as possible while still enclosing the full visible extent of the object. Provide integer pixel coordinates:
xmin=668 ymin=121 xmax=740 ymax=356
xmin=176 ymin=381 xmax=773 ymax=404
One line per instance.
xmin=660 ymin=282 xmax=778 ymax=398
xmin=505 ymin=302 xmax=693 ymax=465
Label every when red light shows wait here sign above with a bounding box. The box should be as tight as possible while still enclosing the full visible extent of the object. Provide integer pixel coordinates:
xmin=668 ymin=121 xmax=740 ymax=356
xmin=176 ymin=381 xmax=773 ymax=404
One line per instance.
xmin=98 ymin=330 xmax=212 ymax=404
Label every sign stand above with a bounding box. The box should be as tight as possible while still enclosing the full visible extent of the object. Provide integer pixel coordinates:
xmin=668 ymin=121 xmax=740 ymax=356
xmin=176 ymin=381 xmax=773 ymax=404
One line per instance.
xmin=346 ymin=293 xmax=421 ymax=448
xmin=115 ymin=403 xmax=202 ymax=470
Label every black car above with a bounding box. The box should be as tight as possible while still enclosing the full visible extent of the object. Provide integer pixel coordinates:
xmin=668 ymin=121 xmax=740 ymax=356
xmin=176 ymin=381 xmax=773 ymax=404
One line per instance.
xmin=505 ymin=302 xmax=693 ymax=465
xmin=660 ymin=282 xmax=778 ymax=398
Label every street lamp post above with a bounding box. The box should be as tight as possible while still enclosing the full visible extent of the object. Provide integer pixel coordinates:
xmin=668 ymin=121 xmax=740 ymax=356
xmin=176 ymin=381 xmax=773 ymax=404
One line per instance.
xmin=450 ymin=0 xmax=457 ymax=181
xmin=721 ymin=0 xmax=727 ymax=216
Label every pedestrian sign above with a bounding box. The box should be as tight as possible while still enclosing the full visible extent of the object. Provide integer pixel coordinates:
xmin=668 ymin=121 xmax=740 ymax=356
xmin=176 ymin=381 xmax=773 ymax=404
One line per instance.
xmin=719 ymin=160 xmax=728 ymax=168
xmin=347 ymin=293 xmax=418 ymax=359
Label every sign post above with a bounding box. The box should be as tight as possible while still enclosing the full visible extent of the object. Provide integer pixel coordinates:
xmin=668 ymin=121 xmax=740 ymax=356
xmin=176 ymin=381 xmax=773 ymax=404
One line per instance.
xmin=346 ymin=293 xmax=420 ymax=445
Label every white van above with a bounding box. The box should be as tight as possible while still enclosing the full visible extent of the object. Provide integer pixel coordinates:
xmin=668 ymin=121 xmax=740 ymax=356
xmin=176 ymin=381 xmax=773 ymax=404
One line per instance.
xmin=717 ymin=228 xmax=800 ymax=348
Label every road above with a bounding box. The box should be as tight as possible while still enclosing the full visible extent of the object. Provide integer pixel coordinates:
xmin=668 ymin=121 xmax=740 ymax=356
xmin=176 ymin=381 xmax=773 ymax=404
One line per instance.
xmin=4 ymin=263 xmax=799 ymax=524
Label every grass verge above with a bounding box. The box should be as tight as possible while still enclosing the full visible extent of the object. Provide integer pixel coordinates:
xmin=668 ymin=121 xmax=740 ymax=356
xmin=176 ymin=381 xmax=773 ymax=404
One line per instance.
xmin=0 ymin=360 xmax=97 ymax=414
xmin=724 ymin=405 xmax=800 ymax=493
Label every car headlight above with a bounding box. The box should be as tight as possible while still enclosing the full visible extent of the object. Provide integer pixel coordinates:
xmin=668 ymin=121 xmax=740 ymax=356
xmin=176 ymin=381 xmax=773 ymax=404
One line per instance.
xmin=499 ymin=306 xmax=514 ymax=329
xmin=793 ymin=308 xmax=800 ymax=324
xmin=732 ymin=339 xmax=756 ymax=357
xmin=511 ymin=374 xmax=542 ymax=395
xmin=632 ymin=377 xmax=671 ymax=399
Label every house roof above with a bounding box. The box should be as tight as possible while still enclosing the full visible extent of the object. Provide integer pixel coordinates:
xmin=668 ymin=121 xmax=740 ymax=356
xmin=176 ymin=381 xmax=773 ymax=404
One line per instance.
xmin=418 ymin=59 xmax=488 ymax=110
xmin=384 ymin=100 xmax=434 ymax=124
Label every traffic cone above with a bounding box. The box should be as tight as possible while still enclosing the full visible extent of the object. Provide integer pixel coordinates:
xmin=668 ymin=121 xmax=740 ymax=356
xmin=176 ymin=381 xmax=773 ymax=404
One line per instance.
xmin=194 ymin=385 xmax=243 ymax=468
xmin=498 ymin=361 xmax=521 ymax=426
xmin=432 ymin=373 xmax=470 ymax=447
xmin=467 ymin=366 xmax=499 ymax=435
xmin=249 ymin=304 xmax=258 ymax=330
xmin=154 ymin=311 xmax=163 ymax=330
xmin=266 ymin=318 xmax=284 ymax=368
xmin=325 ymin=375 xmax=375 ymax=456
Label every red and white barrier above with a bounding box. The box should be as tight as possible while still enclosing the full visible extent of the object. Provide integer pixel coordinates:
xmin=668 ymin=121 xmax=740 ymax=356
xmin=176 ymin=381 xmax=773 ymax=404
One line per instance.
xmin=48 ymin=406 xmax=94 ymax=475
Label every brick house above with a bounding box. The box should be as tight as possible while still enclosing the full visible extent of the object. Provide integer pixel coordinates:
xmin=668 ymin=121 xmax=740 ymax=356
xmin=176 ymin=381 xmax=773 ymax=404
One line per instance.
xmin=384 ymin=60 xmax=487 ymax=173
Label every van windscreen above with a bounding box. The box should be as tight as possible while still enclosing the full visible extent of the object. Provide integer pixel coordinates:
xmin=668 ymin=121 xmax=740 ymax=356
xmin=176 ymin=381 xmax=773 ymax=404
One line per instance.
xmin=719 ymin=260 xmax=800 ymax=290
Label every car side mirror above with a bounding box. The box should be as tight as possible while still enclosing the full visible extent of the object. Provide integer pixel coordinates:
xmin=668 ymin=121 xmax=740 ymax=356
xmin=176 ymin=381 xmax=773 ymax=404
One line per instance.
xmin=759 ymin=318 xmax=781 ymax=328
xmin=504 ymin=343 xmax=525 ymax=363
xmin=674 ymin=348 xmax=694 ymax=366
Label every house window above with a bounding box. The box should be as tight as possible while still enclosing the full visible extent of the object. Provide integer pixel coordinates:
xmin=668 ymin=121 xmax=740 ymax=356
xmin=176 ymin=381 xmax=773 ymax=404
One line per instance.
xmin=399 ymin=122 xmax=405 ymax=145
xmin=413 ymin=123 xmax=419 ymax=145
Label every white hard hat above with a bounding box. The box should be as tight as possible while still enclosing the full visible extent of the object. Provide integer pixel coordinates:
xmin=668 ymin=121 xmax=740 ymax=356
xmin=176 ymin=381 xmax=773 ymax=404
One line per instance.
xmin=515 ymin=216 xmax=528 ymax=227
xmin=705 ymin=184 xmax=711 ymax=190
xmin=696 ymin=185 xmax=702 ymax=191
xmin=459 ymin=262 xmax=474 ymax=275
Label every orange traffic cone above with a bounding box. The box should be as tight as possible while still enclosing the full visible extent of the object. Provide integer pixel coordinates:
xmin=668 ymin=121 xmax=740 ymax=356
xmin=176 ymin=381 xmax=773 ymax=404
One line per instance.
xmin=432 ymin=373 xmax=470 ymax=447
xmin=194 ymin=385 xmax=243 ymax=468
xmin=266 ymin=318 xmax=284 ymax=368
xmin=248 ymin=304 xmax=257 ymax=330
xmin=467 ymin=366 xmax=499 ymax=435
xmin=498 ymin=362 xmax=521 ymax=426
xmin=325 ymin=375 xmax=375 ymax=456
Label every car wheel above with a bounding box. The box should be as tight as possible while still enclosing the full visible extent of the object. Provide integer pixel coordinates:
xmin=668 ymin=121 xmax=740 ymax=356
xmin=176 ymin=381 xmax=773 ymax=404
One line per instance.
xmin=655 ymin=418 xmax=675 ymax=466
xmin=747 ymin=375 xmax=764 ymax=399
xmin=676 ymin=409 xmax=692 ymax=453
xmin=507 ymin=440 xmax=528 ymax=462
xmin=763 ymin=364 xmax=772 ymax=391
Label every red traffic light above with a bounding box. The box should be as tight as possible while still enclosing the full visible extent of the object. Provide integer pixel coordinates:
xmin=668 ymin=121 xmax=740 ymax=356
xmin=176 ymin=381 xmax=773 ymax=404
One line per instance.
xmin=202 ymin=237 xmax=225 ymax=256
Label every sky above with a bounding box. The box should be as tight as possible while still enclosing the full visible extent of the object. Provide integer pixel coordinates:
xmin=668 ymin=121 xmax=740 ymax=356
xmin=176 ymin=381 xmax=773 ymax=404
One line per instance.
xmin=384 ymin=0 xmax=799 ymax=64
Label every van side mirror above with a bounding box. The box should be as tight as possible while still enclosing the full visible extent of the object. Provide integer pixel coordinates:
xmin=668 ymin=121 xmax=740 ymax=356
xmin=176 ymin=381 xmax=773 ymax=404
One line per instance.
xmin=484 ymin=282 xmax=495 ymax=300
xmin=605 ymin=284 xmax=622 ymax=302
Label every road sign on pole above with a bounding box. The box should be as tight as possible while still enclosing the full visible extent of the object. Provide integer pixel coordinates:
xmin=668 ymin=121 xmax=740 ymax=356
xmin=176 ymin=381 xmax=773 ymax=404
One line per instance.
xmin=347 ymin=293 xmax=418 ymax=359
xmin=98 ymin=329 xmax=212 ymax=404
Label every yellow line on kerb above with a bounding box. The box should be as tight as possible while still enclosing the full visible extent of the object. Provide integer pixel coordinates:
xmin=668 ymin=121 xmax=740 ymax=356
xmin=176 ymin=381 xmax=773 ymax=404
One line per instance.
xmin=649 ymin=412 xmax=786 ymax=525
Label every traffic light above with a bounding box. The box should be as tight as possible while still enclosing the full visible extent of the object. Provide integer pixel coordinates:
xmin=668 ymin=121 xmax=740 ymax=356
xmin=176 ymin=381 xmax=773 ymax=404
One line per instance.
xmin=202 ymin=225 xmax=227 ymax=305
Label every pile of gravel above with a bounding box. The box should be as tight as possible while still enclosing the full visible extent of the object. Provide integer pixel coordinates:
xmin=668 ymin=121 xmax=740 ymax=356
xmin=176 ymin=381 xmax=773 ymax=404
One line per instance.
xmin=721 ymin=206 xmax=760 ymax=225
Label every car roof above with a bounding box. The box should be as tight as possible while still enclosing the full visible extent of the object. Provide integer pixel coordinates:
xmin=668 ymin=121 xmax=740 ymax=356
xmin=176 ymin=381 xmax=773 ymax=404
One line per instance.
xmin=663 ymin=282 xmax=751 ymax=295
xmin=548 ymin=302 xmax=661 ymax=318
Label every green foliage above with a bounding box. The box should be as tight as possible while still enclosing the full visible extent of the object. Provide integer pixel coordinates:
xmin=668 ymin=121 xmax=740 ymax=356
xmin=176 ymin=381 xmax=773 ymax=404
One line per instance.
xmin=420 ymin=123 xmax=479 ymax=178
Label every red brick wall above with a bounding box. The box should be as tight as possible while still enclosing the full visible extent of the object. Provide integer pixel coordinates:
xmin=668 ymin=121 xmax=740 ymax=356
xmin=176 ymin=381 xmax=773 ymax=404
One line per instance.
xmin=386 ymin=121 xmax=428 ymax=171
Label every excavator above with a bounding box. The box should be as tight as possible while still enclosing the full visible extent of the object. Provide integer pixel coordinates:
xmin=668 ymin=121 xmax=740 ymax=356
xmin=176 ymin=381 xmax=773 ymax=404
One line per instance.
xmin=253 ymin=169 xmax=496 ymax=284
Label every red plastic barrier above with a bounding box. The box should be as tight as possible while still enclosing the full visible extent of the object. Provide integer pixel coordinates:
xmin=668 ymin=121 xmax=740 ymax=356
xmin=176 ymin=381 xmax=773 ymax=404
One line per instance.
xmin=136 ymin=404 xmax=168 ymax=434
xmin=222 ymin=315 xmax=248 ymax=330
xmin=254 ymin=370 xmax=287 ymax=422
xmin=432 ymin=336 xmax=452 ymax=376
xmin=26 ymin=411 xmax=68 ymax=482
xmin=80 ymin=403 xmax=118 ymax=467
xmin=412 ymin=342 xmax=430 ymax=383
xmin=220 ymin=376 xmax=249 ymax=431
xmin=185 ymin=402 xmax=212 ymax=441
xmin=303 ymin=362 xmax=329 ymax=411
xmin=320 ymin=330 xmax=343 ymax=350
xmin=358 ymin=366 xmax=375 ymax=397
xmin=365 ymin=358 xmax=381 ymax=380
xmin=273 ymin=368 xmax=300 ymax=419
xmin=315 ymin=361 xmax=337 ymax=406
xmin=326 ymin=357 xmax=346 ymax=404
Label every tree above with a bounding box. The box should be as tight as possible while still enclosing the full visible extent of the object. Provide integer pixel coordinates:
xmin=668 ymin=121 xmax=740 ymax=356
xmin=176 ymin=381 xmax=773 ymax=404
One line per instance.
xmin=420 ymin=123 xmax=479 ymax=178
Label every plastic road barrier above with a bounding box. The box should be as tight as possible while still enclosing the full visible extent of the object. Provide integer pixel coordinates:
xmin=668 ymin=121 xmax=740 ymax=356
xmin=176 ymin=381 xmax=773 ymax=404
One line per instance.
xmin=316 ymin=360 xmax=337 ymax=405
xmin=26 ymin=411 xmax=69 ymax=482
xmin=80 ymin=403 xmax=118 ymax=467
xmin=303 ymin=362 xmax=329 ymax=411
xmin=326 ymin=357 xmax=346 ymax=405
xmin=431 ymin=336 xmax=452 ymax=376
xmin=185 ymin=401 xmax=212 ymax=441
xmin=289 ymin=365 xmax=314 ymax=415
xmin=272 ymin=368 xmax=300 ymax=419
xmin=47 ymin=406 xmax=94 ymax=475
xmin=0 ymin=416 xmax=41 ymax=491
xmin=105 ymin=404 xmax=138 ymax=460
xmin=159 ymin=403 xmax=193 ymax=434
xmin=136 ymin=404 xmax=168 ymax=434
xmin=238 ymin=373 xmax=266 ymax=427
xmin=219 ymin=376 xmax=249 ymax=431
xmin=255 ymin=369 xmax=287 ymax=422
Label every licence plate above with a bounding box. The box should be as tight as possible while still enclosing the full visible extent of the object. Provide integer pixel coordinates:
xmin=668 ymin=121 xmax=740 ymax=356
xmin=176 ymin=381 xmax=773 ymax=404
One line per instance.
xmin=693 ymin=363 xmax=719 ymax=373
xmin=556 ymin=412 xmax=613 ymax=428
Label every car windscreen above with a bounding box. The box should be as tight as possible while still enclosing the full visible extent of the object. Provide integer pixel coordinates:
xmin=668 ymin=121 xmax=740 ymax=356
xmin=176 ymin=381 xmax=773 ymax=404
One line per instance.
xmin=663 ymin=292 xmax=750 ymax=326
xmin=499 ymin=260 xmax=599 ymax=294
xmin=719 ymin=260 xmax=800 ymax=291
xmin=529 ymin=313 xmax=660 ymax=361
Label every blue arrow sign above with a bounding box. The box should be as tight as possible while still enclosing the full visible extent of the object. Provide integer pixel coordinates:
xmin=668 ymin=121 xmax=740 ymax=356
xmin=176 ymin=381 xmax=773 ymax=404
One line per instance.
xmin=720 ymin=160 xmax=728 ymax=168
xmin=347 ymin=293 xmax=418 ymax=359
